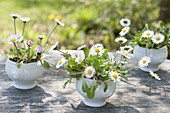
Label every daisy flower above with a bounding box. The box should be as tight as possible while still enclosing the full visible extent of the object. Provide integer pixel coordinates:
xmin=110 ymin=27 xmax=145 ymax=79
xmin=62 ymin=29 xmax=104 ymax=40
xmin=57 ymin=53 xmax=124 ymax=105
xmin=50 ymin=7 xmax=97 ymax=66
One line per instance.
xmin=151 ymin=33 xmax=165 ymax=44
xmin=54 ymin=18 xmax=65 ymax=27
xmin=8 ymin=34 xmax=18 ymax=44
xmin=120 ymin=45 xmax=133 ymax=53
xmin=109 ymin=71 xmax=121 ymax=82
xmin=115 ymin=37 xmax=127 ymax=44
xmin=37 ymin=54 xmax=50 ymax=66
xmin=116 ymin=49 xmax=131 ymax=59
xmin=20 ymin=17 xmax=31 ymax=23
xmin=84 ymin=66 xmax=95 ymax=78
xmin=56 ymin=58 xmax=67 ymax=68
xmin=120 ymin=18 xmax=131 ymax=27
xmin=149 ymin=71 xmax=161 ymax=80
xmin=119 ymin=27 xmax=130 ymax=36
xmin=77 ymin=45 xmax=86 ymax=50
xmin=75 ymin=54 xmax=85 ymax=64
xmin=108 ymin=53 xmax=115 ymax=64
xmin=138 ymin=56 xmax=151 ymax=67
xmin=38 ymin=35 xmax=45 ymax=40
xmin=50 ymin=41 xmax=59 ymax=52
xmin=9 ymin=14 xmax=21 ymax=19
xmin=142 ymin=30 xmax=154 ymax=38
xmin=90 ymin=44 xmax=105 ymax=57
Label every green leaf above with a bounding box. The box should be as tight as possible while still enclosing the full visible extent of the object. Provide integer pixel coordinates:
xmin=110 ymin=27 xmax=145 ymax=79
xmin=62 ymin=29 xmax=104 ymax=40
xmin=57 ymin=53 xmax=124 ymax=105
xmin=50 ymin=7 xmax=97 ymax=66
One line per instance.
xmin=16 ymin=62 xmax=21 ymax=68
xmin=83 ymin=48 xmax=90 ymax=58
xmin=86 ymin=80 xmax=95 ymax=99
xmin=82 ymin=78 xmax=88 ymax=92
xmin=43 ymin=61 xmax=50 ymax=69
xmin=103 ymin=82 xmax=108 ymax=92
xmin=63 ymin=78 xmax=72 ymax=88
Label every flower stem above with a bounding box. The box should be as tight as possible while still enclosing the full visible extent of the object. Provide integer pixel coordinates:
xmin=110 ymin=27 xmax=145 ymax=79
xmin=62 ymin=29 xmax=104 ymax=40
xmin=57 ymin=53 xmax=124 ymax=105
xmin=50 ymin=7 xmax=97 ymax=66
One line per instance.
xmin=22 ymin=23 xmax=26 ymax=36
xmin=13 ymin=42 xmax=19 ymax=60
xmin=14 ymin=18 xmax=16 ymax=34
xmin=46 ymin=24 xmax=58 ymax=45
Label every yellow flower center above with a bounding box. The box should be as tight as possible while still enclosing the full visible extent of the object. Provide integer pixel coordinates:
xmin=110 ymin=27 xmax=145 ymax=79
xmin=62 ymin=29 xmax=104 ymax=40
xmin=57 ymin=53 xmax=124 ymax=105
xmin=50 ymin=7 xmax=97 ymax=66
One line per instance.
xmin=95 ymin=48 xmax=100 ymax=53
xmin=109 ymin=57 xmax=112 ymax=61
xmin=113 ymin=73 xmax=118 ymax=79
xmin=56 ymin=15 xmax=62 ymax=20
xmin=88 ymin=70 xmax=92 ymax=74
xmin=153 ymin=74 xmax=157 ymax=77
xmin=123 ymin=29 xmax=126 ymax=33
xmin=79 ymin=58 xmax=83 ymax=62
xmin=156 ymin=36 xmax=160 ymax=41
xmin=40 ymin=57 xmax=44 ymax=61
xmin=11 ymin=38 xmax=16 ymax=43
xmin=48 ymin=14 xmax=55 ymax=20
xmin=146 ymin=32 xmax=150 ymax=36
xmin=143 ymin=59 xmax=147 ymax=64
xmin=58 ymin=60 xmax=62 ymax=65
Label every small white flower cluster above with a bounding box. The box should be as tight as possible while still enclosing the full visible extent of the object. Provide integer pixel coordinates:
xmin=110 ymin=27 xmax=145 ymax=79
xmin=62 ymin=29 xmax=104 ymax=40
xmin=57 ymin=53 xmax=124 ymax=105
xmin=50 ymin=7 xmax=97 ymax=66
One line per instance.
xmin=141 ymin=30 xmax=165 ymax=44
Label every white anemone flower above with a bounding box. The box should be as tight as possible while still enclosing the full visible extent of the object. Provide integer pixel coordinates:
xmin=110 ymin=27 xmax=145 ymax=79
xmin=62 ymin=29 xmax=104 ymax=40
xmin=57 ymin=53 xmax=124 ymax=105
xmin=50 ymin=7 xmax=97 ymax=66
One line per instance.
xmin=56 ymin=58 xmax=67 ymax=68
xmin=90 ymin=44 xmax=105 ymax=57
xmin=75 ymin=54 xmax=85 ymax=64
xmin=84 ymin=66 xmax=95 ymax=78
xmin=37 ymin=54 xmax=50 ymax=66
xmin=119 ymin=27 xmax=130 ymax=36
xmin=108 ymin=53 xmax=115 ymax=64
xmin=109 ymin=71 xmax=121 ymax=82
xmin=149 ymin=71 xmax=161 ymax=80
xmin=115 ymin=37 xmax=127 ymax=44
xmin=55 ymin=18 xmax=65 ymax=27
xmin=20 ymin=17 xmax=31 ymax=23
xmin=142 ymin=30 xmax=154 ymax=38
xmin=77 ymin=45 xmax=86 ymax=50
xmin=151 ymin=33 xmax=165 ymax=44
xmin=8 ymin=34 xmax=18 ymax=44
xmin=120 ymin=45 xmax=133 ymax=53
xmin=50 ymin=41 xmax=59 ymax=52
xmin=9 ymin=14 xmax=21 ymax=18
xmin=120 ymin=18 xmax=131 ymax=27
xmin=138 ymin=56 xmax=151 ymax=67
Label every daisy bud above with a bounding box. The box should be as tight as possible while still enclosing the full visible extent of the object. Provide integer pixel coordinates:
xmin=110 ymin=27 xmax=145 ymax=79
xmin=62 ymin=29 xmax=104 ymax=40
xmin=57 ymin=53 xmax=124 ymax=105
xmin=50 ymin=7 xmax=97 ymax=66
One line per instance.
xmin=27 ymin=40 xmax=34 ymax=47
xmin=36 ymin=46 xmax=42 ymax=54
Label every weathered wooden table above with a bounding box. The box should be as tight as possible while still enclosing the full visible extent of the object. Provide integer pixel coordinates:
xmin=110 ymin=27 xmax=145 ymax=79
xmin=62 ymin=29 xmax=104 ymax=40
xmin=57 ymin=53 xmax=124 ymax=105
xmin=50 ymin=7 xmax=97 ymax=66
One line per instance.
xmin=0 ymin=51 xmax=170 ymax=113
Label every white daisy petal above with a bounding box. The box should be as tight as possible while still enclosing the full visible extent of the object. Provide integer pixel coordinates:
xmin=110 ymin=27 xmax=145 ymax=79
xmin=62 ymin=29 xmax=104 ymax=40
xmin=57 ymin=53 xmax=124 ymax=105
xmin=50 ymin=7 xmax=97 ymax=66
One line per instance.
xmin=90 ymin=44 xmax=105 ymax=57
xmin=142 ymin=30 xmax=154 ymax=38
xmin=55 ymin=18 xmax=65 ymax=26
xmin=109 ymin=71 xmax=121 ymax=82
xmin=56 ymin=58 xmax=67 ymax=68
xmin=149 ymin=71 xmax=161 ymax=80
xmin=84 ymin=66 xmax=95 ymax=78
xmin=119 ymin=27 xmax=130 ymax=36
xmin=138 ymin=56 xmax=151 ymax=67
xmin=151 ymin=33 xmax=165 ymax=44
xmin=120 ymin=18 xmax=131 ymax=27
xmin=77 ymin=45 xmax=86 ymax=50
xmin=115 ymin=37 xmax=127 ymax=44
xmin=20 ymin=17 xmax=31 ymax=23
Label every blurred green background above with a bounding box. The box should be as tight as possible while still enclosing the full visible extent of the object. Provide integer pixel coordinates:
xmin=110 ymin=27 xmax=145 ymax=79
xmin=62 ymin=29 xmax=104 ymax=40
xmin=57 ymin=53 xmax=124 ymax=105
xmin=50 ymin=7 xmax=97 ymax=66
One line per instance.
xmin=0 ymin=0 xmax=169 ymax=57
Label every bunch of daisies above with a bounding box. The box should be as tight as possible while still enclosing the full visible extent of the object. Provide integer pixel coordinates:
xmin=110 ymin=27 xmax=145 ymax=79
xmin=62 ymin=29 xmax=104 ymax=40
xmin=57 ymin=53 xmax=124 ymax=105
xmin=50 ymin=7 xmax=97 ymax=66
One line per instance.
xmin=6 ymin=13 xmax=64 ymax=68
xmin=56 ymin=43 xmax=131 ymax=98
xmin=117 ymin=18 xmax=168 ymax=80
